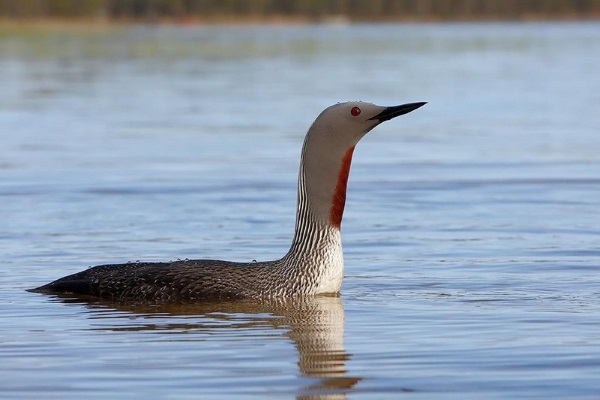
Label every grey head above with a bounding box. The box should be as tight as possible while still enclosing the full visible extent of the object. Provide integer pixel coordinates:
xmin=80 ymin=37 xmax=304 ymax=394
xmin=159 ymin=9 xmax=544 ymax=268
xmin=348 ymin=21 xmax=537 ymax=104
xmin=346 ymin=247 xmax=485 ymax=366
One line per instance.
xmin=299 ymin=101 xmax=427 ymax=230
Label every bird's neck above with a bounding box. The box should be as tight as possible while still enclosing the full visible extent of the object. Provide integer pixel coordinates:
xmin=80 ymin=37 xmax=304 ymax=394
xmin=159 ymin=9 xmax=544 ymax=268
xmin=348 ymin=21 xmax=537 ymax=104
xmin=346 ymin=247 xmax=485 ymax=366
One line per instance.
xmin=329 ymin=146 xmax=355 ymax=229
xmin=283 ymin=134 xmax=355 ymax=294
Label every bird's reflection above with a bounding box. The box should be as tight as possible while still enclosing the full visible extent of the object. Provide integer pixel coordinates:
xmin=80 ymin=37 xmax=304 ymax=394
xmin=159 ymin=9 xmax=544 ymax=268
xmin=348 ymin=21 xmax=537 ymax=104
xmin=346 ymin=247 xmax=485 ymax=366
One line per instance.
xmin=50 ymin=294 xmax=361 ymax=399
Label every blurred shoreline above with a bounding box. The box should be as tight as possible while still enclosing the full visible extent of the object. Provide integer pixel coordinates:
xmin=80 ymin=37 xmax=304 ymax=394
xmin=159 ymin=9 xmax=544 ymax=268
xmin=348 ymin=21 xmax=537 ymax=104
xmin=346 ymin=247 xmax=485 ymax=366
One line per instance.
xmin=1 ymin=12 xmax=598 ymax=29
xmin=1 ymin=0 xmax=600 ymax=29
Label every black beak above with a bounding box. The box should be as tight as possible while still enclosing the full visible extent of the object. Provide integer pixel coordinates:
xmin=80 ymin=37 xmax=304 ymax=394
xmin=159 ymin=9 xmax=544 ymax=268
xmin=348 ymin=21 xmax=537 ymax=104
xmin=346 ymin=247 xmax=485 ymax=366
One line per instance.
xmin=369 ymin=102 xmax=427 ymax=122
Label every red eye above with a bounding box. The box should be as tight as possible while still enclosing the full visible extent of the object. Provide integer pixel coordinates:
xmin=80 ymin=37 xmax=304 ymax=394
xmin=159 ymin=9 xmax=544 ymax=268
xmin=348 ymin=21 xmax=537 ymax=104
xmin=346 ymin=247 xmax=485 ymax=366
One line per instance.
xmin=351 ymin=106 xmax=361 ymax=116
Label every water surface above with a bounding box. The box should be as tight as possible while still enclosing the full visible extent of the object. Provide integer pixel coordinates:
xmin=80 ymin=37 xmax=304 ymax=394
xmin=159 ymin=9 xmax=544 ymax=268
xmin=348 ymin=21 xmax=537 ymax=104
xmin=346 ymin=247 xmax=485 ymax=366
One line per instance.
xmin=1 ymin=22 xmax=599 ymax=399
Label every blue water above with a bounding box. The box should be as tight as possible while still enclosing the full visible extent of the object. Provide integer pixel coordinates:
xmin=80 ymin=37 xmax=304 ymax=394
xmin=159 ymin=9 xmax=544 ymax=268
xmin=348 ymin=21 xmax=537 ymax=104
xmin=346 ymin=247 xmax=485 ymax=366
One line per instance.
xmin=1 ymin=22 xmax=599 ymax=399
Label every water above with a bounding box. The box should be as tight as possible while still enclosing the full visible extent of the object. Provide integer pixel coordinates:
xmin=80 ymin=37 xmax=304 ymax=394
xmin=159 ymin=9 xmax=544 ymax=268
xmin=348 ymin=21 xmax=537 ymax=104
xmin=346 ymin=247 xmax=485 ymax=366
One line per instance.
xmin=1 ymin=22 xmax=599 ymax=399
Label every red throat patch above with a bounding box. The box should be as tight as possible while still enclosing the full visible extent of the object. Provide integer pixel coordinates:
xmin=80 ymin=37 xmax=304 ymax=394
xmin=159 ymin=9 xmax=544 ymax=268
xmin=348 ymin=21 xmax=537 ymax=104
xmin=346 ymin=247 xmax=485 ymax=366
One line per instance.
xmin=330 ymin=146 xmax=355 ymax=229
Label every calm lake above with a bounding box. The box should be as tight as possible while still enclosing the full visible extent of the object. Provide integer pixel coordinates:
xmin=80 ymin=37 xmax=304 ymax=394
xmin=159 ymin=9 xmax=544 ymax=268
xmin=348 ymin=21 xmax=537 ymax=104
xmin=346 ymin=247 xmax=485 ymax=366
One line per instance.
xmin=1 ymin=21 xmax=599 ymax=399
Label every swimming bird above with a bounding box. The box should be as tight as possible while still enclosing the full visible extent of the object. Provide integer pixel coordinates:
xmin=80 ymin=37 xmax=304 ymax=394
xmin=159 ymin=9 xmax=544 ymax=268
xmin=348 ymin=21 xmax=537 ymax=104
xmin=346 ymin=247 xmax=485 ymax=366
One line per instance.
xmin=31 ymin=101 xmax=426 ymax=302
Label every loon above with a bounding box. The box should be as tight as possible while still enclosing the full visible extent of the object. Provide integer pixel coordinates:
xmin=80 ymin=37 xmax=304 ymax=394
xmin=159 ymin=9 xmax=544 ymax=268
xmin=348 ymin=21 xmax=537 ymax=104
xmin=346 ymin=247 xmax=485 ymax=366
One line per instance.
xmin=31 ymin=101 xmax=426 ymax=302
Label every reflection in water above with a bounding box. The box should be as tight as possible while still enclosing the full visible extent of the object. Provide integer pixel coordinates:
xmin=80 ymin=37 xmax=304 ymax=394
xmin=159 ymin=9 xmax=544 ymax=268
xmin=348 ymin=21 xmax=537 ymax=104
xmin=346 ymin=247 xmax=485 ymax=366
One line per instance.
xmin=51 ymin=294 xmax=360 ymax=399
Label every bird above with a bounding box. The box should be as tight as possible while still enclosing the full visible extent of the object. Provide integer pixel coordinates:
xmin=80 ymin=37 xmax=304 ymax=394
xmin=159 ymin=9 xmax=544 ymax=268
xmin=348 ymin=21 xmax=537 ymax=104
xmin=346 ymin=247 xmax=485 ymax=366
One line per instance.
xmin=31 ymin=101 xmax=426 ymax=302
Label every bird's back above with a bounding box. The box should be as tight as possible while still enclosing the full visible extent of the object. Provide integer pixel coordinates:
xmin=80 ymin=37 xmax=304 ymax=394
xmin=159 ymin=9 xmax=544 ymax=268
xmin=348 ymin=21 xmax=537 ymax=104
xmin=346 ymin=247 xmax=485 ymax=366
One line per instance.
xmin=31 ymin=260 xmax=274 ymax=301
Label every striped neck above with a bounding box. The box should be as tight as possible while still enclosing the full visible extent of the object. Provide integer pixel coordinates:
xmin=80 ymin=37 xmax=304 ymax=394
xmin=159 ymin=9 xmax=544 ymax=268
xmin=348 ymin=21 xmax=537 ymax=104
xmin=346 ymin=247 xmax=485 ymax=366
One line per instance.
xmin=282 ymin=137 xmax=354 ymax=294
xmin=289 ymin=161 xmax=343 ymax=254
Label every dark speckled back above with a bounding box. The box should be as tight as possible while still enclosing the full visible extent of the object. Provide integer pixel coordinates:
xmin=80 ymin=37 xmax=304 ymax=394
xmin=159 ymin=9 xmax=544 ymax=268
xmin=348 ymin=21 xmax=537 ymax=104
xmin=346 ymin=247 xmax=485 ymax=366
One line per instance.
xmin=32 ymin=260 xmax=280 ymax=301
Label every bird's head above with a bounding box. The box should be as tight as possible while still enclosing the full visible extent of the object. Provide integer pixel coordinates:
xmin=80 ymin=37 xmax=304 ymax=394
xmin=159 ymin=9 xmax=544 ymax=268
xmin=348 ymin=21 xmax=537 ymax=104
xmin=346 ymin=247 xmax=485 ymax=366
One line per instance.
xmin=308 ymin=101 xmax=427 ymax=148
xmin=300 ymin=100 xmax=426 ymax=229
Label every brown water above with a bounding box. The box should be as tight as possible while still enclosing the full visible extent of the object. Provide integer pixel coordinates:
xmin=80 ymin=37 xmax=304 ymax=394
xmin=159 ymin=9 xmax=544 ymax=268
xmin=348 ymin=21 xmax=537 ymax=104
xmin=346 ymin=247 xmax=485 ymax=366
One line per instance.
xmin=1 ymin=22 xmax=600 ymax=399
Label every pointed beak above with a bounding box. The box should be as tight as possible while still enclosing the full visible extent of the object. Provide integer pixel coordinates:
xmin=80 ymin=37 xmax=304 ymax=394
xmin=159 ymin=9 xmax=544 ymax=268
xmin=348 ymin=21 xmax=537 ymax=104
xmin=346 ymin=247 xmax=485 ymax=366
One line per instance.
xmin=369 ymin=102 xmax=427 ymax=122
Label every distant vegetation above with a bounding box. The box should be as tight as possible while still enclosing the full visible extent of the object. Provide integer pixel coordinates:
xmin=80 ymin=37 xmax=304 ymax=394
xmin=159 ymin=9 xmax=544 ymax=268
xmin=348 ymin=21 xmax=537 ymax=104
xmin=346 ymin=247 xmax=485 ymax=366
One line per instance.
xmin=0 ymin=0 xmax=598 ymax=22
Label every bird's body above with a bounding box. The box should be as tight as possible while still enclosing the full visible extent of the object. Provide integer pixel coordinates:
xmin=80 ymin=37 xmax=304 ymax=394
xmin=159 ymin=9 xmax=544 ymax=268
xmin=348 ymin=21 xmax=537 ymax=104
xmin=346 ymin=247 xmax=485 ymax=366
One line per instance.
xmin=32 ymin=101 xmax=425 ymax=302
